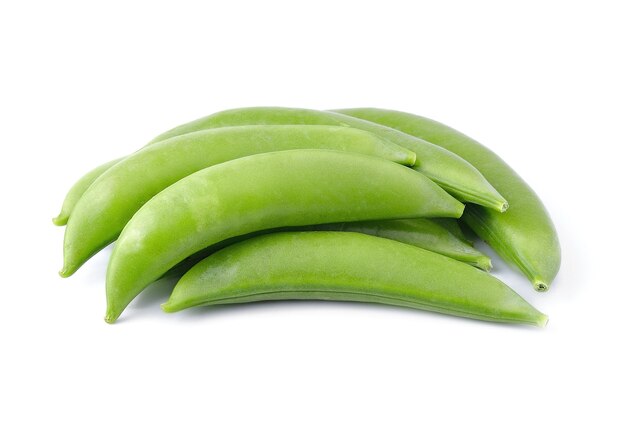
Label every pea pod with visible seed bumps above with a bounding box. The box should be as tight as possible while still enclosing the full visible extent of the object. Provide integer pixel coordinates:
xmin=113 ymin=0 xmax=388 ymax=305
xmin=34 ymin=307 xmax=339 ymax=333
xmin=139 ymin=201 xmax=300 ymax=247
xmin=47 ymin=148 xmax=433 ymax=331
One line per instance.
xmin=162 ymin=231 xmax=547 ymax=327
xmin=334 ymin=108 xmax=560 ymax=291
xmin=59 ymin=125 xmax=416 ymax=276
xmin=105 ymin=149 xmax=464 ymax=323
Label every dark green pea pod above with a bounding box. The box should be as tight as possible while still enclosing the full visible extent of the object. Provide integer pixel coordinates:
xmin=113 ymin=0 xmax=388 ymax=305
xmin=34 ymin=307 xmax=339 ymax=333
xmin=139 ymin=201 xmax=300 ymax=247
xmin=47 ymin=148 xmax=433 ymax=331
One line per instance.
xmin=162 ymin=231 xmax=547 ymax=327
xmin=334 ymin=108 xmax=560 ymax=291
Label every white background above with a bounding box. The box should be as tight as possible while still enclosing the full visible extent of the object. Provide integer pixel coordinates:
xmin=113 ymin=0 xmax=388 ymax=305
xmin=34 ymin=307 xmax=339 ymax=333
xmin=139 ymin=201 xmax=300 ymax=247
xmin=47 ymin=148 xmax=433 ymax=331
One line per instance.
xmin=1 ymin=1 xmax=624 ymax=429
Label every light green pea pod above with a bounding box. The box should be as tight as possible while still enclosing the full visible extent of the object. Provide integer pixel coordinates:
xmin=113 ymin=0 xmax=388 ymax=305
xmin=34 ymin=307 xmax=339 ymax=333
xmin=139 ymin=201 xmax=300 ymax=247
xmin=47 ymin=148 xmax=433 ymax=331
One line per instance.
xmin=105 ymin=149 xmax=464 ymax=323
xmin=150 ymin=107 xmax=507 ymax=211
xmin=59 ymin=125 xmax=416 ymax=277
xmin=334 ymin=108 xmax=560 ymax=291
xmin=54 ymin=107 xmax=507 ymax=224
xmin=166 ymin=218 xmax=492 ymax=279
xmin=315 ymin=219 xmax=491 ymax=270
xmin=162 ymin=231 xmax=547 ymax=327
xmin=52 ymin=158 xmax=123 ymax=226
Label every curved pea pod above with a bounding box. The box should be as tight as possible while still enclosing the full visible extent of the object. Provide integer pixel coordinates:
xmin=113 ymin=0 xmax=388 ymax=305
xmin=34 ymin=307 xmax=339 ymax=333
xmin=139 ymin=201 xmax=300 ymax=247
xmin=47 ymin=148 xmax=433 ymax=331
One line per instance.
xmin=59 ymin=125 xmax=415 ymax=277
xmin=162 ymin=231 xmax=547 ymax=327
xmin=149 ymin=107 xmax=507 ymax=211
xmin=54 ymin=107 xmax=506 ymax=224
xmin=334 ymin=108 xmax=560 ymax=291
xmin=166 ymin=218 xmax=491 ymax=279
xmin=315 ymin=219 xmax=491 ymax=270
xmin=52 ymin=158 xmax=124 ymax=226
xmin=105 ymin=149 xmax=464 ymax=323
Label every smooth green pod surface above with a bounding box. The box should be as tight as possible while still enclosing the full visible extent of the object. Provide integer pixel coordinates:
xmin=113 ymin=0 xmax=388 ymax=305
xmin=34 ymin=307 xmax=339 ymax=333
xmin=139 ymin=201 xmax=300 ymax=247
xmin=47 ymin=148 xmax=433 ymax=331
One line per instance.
xmin=163 ymin=232 xmax=547 ymax=327
xmin=105 ymin=149 xmax=464 ymax=323
xmin=319 ymin=219 xmax=491 ymax=270
xmin=59 ymin=125 xmax=415 ymax=277
xmin=335 ymin=108 xmax=560 ymax=291
xmin=166 ymin=218 xmax=492 ymax=279
xmin=52 ymin=158 xmax=123 ymax=226
xmin=59 ymin=106 xmax=506 ymax=218
xmin=149 ymin=107 xmax=507 ymax=211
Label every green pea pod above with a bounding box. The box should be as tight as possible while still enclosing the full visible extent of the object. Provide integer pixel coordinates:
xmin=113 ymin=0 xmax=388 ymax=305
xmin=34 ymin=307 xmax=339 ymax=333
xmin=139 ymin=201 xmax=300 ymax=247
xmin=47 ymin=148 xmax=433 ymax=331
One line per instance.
xmin=52 ymin=158 xmax=124 ymax=226
xmin=150 ymin=107 xmax=507 ymax=211
xmin=55 ymin=107 xmax=506 ymax=224
xmin=166 ymin=218 xmax=492 ymax=279
xmin=430 ymin=218 xmax=473 ymax=245
xmin=105 ymin=149 xmax=464 ymax=323
xmin=59 ymin=125 xmax=416 ymax=277
xmin=162 ymin=231 xmax=547 ymax=327
xmin=315 ymin=219 xmax=491 ymax=270
xmin=334 ymin=108 xmax=560 ymax=291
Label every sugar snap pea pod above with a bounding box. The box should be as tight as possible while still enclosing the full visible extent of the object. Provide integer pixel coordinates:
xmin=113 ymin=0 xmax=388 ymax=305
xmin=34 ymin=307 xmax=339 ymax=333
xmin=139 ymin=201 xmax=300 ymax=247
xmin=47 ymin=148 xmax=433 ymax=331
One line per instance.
xmin=162 ymin=231 xmax=547 ymax=327
xmin=430 ymin=218 xmax=472 ymax=245
xmin=334 ymin=108 xmax=560 ymax=291
xmin=105 ymin=149 xmax=464 ymax=323
xmin=55 ymin=107 xmax=506 ymax=221
xmin=314 ymin=219 xmax=491 ymax=270
xmin=147 ymin=107 xmax=507 ymax=211
xmin=166 ymin=218 xmax=491 ymax=279
xmin=59 ymin=125 xmax=416 ymax=277
xmin=52 ymin=158 xmax=124 ymax=226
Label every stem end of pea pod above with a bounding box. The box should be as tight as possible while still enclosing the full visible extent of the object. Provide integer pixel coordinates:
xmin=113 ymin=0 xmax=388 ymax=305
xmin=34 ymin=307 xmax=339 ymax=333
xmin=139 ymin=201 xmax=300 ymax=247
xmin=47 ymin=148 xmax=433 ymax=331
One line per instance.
xmin=534 ymin=313 xmax=549 ymax=328
xmin=475 ymin=256 xmax=492 ymax=272
xmin=534 ymin=281 xmax=549 ymax=292
xmin=499 ymin=201 xmax=509 ymax=213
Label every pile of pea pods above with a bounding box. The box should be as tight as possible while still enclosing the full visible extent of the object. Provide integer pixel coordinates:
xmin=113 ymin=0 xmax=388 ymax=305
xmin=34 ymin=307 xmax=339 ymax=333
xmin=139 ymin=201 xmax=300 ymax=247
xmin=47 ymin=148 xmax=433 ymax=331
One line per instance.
xmin=55 ymin=107 xmax=560 ymax=326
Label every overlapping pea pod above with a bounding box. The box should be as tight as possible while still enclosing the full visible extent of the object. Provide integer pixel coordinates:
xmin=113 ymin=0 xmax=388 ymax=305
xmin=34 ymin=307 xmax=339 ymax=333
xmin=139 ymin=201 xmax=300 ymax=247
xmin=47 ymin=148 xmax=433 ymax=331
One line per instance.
xmin=165 ymin=218 xmax=492 ymax=280
xmin=162 ymin=231 xmax=547 ymax=327
xmin=60 ymin=125 xmax=416 ymax=276
xmin=54 ymin=107 xmax=508 ymax=226
xmin=334 ymin=108 xmax=560 ymax=291
xmin=105 ymin=149 xmax=465 ymax=323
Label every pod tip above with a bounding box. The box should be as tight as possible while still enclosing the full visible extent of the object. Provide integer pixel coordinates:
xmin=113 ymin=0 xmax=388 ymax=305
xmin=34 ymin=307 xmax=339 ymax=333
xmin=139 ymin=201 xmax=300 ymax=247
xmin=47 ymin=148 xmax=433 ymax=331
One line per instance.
xmin=534 ymin=281 xmax=549 ymax=292
xmin=406 ymin=152 xmax=418 ymax=167
xmin=477 ymin=257 xmax=492 ymax=272
xmin=104 ymin=311 xmax=118 ymax=324
xmin=58 ymin=268 xmax=71 ymax=278
xmin=52 ymin=215 xmax=67 ymax=226
xmin=535 ymin=313 xmax=549 ymax=328
xmin=161 ymin=302 xmax=178 ymax=313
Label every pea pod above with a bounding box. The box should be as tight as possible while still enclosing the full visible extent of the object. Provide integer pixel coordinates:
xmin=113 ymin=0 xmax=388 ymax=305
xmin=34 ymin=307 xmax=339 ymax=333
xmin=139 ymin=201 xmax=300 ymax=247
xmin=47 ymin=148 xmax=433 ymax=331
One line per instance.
xmin=334 ymin=108 xmax=560 ymax=291
xmin=55 ymin=107 xmax=507 ymax=223
xmin=151 ymin=107 xmax=507 ymax=211
xmin=105 ymin=149 xmax=464 ymax=323
xmin=162 ymin=231 xmax=547 ymax=327
xmin=166 ymin=218 xmax=492 ymax=279
xmin=52 ymin=158 xmax=123 ymax=226
xmin=59 ymin=125 xmax=416 ymax=277
xmin=316 ymin=219 xmax=491 ymax=270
